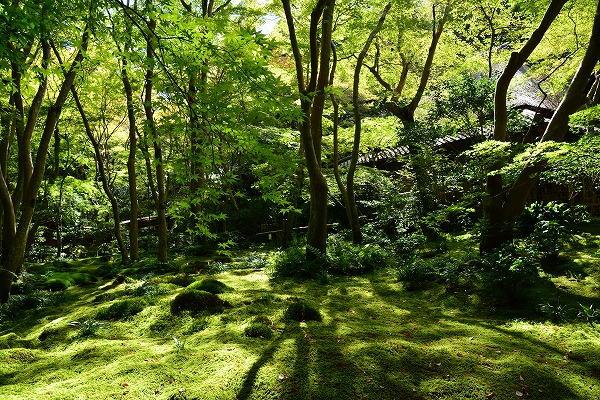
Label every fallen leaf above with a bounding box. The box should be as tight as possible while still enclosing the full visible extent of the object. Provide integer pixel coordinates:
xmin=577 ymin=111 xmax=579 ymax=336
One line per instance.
xmin=519 ymin=375 xmax=524 ymax=381
xmin=279 ymin=374 xmax=285 ymax=380
xmin=121 ymin=383 xmax=129 ymax=387
xmin=290 ymin=387 xmax=298 ymax=392
xmin=169 ymin=379 xmax=174 ymax=384
xmin=538 ymin=387 xmax=545 ymax=393
xmin=516 ymin=390 xmax=523 ymax=397
xmin=366 ymin=378 xmax=374 ymax=383
xmin=486 ymin=392 xmax=494 ymax=398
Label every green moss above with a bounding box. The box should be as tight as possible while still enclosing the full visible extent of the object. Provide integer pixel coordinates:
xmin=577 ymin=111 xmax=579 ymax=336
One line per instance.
xmin=244 ymin=321 xmax=272 ymax=338
xmin=96 ymin=298 xmax=147 ymax=320
xmin=283 ymin=300 xmax=322 ymax=322
xmin=170 ymin=289 xmax=229 ymax=315
xmin=186 ymin=279 xmax=231 ymax=294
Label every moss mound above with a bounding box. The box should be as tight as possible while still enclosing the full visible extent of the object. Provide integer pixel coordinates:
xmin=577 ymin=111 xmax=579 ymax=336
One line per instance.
xmin=283 ymin=300 xmax=322 ymax=322
xmin=170 ymin=289 xmax=229 ymax=315
xmin=96 ymin=298 xmax=146 ymax=320
xmin=244 ymin=321 xmax=272 ymax=339
xmin=186 ymin=279 xmax=230 ymax=294
xmin=166 ymin=274 xmax=196 ymax=287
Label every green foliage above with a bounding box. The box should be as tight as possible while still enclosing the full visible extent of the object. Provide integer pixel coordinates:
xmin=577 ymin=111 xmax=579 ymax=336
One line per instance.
xmin=539 ymin=300 xmax=568 ymax=323
xmin=186 ymin=279 xmax=231 ymax=294
xmin=170 ymin=290 xmax=229 ymax=315
xmin=96 ymin=299 xmax=147 ymax=321
xmin=518 ymin=202 xmax=589 ymax=264
xmin=479 ymin=244 xmax=537 ymax=306
xmin=5 ymin=291 xmax=72 ymax=314
xmin=267 ymin=244 xmax=327 ymax=279
xmin=244 ymin=321 xmax=272 ymax=339
xmin=577 ymin=303 xmax=598 ymax=327
xmin=570 ymin=105 xmax=600 ymax=127
xmin=430 ymin=71 xmax=494 ymax=135
xmin=326 ymin=235 xmax=389 ymax=275
xmin=283 ymin=300 xmax=322 ymax=322
xmin=68 ymin=320 xmax=105 ymax=338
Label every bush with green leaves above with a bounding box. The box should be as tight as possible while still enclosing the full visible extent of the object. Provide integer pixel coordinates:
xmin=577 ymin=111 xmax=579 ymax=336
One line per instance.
xmin=479 ymin=244 xmax=537 ymax=306
xmin=518 ymin=202 xmax=588 ymax=263
xmin=170 ymin=290 xmax=229 ymax=315
xmin=186 ymin=279 xmax=231 ymax=294
xmin=96 ymin=298 xmax=147 ymax=320
xmin=267 ymin=243 xmax=327 ymax=279
xmin=283 ymin=300 xmax=322 ymax=322
xmin=326 ymin=235 xmax=389 ymax=275
xmin=396 ymin=257 xmax=438 ymax=291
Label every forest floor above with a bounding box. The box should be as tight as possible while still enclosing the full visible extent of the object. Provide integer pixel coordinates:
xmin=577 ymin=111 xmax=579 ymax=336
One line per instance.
xmin=0 ymin=230 xmax=599 ymax=399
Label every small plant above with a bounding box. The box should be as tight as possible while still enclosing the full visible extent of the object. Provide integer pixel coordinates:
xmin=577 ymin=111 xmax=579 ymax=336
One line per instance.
xmin=186 ymin=279 xmax=231 ymax=294
xmin=172 ymin=335 xmax=185 ymax=352
xmin=206 ymin=261 xmax=229 ymax=274
xmin=68 ymin=320 xmax=105 ymax=338
xmin=244 ymin=321 xmax=272 ymax=339
xmin=96 ymin=298 xmax=147 ymax=320
xmin=170 ymin=289 xmax=229 ymax=315
xmin=284 ymin=300 xmax=322 ymax=322
xmin=577 ymin=303 xmax=598 ymax=327
xmin=539 ymin=300 xmax=568 ymax=323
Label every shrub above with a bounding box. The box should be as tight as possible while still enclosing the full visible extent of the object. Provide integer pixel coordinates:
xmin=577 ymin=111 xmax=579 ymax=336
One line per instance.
xmin=187 ymin=279 xmax=230 ymax=294
xmin=96 ymin=299 xmax=146 ymax=320
xmin=244 ymin=321 xmax=272 ymax=339
xmin=396 ymin=258 xmax=438 ymax=291
xmin=130 ymin=281 xmax=168 ymax=297
xmin=170 ymin=290 xmax=229 ymax=315
xmin=268 ymin=244 xmax=326 ymax=279
xmin=327 ymin=236 xmax=389 ymax=275
xmin=284 ymin=300 xmax=322 ymax=322
xmin=479 ymin=244 xmax=537 ymax=306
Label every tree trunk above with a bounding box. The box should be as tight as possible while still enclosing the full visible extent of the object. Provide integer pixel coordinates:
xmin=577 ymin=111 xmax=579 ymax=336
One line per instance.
xmin=144 ymin=5 xmax=168 ymax=264
xmin=121 ymin=52 xmax=140 ymax=262
xmin=0 ymin=25 xmax=90 ymax=303
xmin=282 ymin=0 xmax=335 ymax=260
xmin=68 ymin=84 xmax=129 ymax=265
xmin=481 ymin=0 xmax=599 ymax=253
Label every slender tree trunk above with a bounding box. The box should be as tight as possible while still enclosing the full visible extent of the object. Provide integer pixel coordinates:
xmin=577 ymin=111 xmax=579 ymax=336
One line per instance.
xmin=73 ymin=89 xmax=129 ymax=265
xmin=121 ymin=53 xmax=140 ymax=261
xmin=144 ymin=4 xmax=168 ymax=263
xmin=332 ymin=3 xmax=391 ymax=244
xmin=0 ymin=24 xmax=90 ymax=303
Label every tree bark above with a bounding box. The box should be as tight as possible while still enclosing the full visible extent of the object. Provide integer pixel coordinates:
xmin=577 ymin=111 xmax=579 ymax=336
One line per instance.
xmin=120 ymin=44 xmax=140 ymax=261
xmin=0 ymin=24 xmax=90 ymax=303
xmin=481 ymin=0 xmax=599 ymax=253
xmin=282 ymin=0 xmax=334 ymax=260
xmin=144 ymin=3 xmax=168 ymax=264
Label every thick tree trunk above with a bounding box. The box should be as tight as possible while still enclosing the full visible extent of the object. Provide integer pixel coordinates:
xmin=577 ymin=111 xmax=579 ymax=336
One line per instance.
xmin=282 ymin=0 xmax=335 ymax=260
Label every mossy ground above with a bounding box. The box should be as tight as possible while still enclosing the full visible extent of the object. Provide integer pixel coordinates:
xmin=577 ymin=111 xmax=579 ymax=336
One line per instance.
xmin=0 ymin=235 xmax=599 ymax=399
